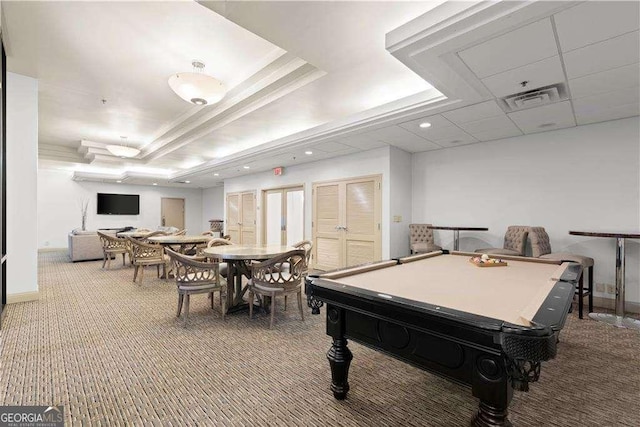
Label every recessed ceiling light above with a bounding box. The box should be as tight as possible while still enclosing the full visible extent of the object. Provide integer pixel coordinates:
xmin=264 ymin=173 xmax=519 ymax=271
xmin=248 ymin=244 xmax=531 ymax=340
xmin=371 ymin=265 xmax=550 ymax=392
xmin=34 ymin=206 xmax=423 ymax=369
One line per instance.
xmin=152 ymin=183 xmax=157 ymax=186
xmin=243 ymin=166 xmax=250 ymax=169
xmin=539 ymin=122 xmax=556 ymax=128
xmin=305 ymin=151 xmax=313 ymax=155
xmin=185 ymin=180 xmax=191 ymax=184
xmin=419 ymin=122 xmax=432 ymax=129
xmin=116 ymin=180 xmax=122 ymax=183
xmin=213 ymin=173 xmax=219 ymax=176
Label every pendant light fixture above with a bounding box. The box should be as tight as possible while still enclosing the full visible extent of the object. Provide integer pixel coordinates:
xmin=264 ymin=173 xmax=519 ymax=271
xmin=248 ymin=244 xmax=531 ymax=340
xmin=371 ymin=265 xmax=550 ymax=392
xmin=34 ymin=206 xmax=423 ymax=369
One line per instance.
xmin=106 ymin=136 xmax=141 ymax=158
xmin=168 ymin=60 xmax=226 ymax=106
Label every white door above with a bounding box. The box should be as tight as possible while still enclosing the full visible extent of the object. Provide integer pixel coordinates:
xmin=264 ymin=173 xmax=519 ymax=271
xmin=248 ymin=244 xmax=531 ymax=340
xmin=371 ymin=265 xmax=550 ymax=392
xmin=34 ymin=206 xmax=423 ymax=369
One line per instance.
xmin=312 ymin=175 xmax=381 ymax=270
xmin=263 ymin=186 xmax=304 ymax=246
xmin=226 ymin=191 xmax=256 ymax=244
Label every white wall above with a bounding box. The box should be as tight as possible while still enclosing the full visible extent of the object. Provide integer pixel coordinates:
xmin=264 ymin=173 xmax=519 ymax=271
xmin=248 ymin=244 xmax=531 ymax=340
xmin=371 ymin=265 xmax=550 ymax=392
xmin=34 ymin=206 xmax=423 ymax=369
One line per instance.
xmin=389 ymin=146 xmax=413 ymax=258
xmin=38 ymin=169 xmax=204 ymax=249
xmin=7 ymin=73 xmax=38 ymax=297
xmin=224 ymin=147 xmax=392 ymax=258
xmin=412 ymin=117 xmax=640 ymax=303
xmin=202 ymin=185 xmax=225 ymax=230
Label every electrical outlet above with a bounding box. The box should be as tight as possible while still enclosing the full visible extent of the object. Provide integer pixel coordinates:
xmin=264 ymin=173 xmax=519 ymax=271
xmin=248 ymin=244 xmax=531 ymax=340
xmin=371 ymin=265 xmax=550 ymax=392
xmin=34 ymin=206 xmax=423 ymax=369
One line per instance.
xmin=393 ymin=215 xmax=402 ymax=223
xmin=595 ymin=283 xmax=605 ymax=293
xmin=606 ymin=284 xmax=616 ymax=294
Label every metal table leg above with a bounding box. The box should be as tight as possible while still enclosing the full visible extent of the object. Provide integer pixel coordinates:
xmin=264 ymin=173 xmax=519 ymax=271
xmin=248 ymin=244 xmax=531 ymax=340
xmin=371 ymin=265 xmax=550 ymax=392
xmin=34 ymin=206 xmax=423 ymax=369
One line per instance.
xmin=453 ymin=230 xmax=460 ymax=251
xmin=589 ymin=237 xmax=640 ymax=330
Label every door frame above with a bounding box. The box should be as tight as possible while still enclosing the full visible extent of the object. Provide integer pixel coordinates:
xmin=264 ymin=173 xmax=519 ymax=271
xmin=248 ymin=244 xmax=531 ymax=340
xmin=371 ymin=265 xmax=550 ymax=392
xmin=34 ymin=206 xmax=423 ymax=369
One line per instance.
xmin=261 ymin=184 xmax=305 ymax=246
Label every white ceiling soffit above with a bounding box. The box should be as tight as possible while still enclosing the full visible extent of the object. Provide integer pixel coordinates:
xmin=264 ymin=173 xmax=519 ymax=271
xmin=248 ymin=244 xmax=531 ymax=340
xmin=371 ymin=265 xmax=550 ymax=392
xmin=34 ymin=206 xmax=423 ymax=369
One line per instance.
xmin=14 ymin=0 xmax=640 ymax=188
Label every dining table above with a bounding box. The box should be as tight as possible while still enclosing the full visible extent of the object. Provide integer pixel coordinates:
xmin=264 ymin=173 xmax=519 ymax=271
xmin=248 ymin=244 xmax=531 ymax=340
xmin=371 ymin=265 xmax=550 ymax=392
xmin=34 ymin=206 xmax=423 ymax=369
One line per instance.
xmin=147 ymin=234 xmax=211 ymax=254
xmin=202 ymin=244 xmax=294 ymax=313
xmin=569 ymin=230 xmax=640 ymax=330
xmin=427 ymin=225 xmax=489 ymax=251
xmin=116 ymin=230 xmax=152 ymax=239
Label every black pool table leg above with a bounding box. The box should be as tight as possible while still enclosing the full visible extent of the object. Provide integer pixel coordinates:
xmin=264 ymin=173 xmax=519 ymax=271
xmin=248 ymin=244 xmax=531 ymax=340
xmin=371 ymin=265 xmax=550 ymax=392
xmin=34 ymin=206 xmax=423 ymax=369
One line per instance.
xmin=472 ymin=402 xmax=512 ymax=427
xmin=327 ymin=337 xmax=353 ymax=399
xmin=326 ymin=305 xmax=353 ymax=399
xmin=471 ymin=354 xmax=513 ymax=427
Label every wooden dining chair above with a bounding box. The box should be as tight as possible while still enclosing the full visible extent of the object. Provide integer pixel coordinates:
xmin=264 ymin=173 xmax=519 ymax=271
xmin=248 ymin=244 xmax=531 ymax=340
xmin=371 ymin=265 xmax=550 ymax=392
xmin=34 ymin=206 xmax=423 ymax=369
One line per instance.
xmin=247 ymin=249 xmax=306 ymax=329
xmin=127 ymin=237 xmax=170 ymax=284
xmin=165 ymin=248 xmax=226 ymax=326
xmin=97 ymin=231 xmax=129 ymax=269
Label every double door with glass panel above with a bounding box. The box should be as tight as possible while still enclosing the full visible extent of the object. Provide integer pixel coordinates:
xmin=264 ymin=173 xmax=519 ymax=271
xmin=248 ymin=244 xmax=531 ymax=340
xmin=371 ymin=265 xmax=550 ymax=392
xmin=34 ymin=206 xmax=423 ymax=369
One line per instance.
xmin=263 ymin=187 xmax=304 ymax=247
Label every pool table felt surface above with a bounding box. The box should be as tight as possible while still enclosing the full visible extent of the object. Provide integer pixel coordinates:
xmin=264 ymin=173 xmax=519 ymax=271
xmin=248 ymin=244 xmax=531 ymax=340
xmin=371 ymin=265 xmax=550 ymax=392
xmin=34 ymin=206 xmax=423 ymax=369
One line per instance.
xmin=322 ymin=253 xmax=569 ymax=327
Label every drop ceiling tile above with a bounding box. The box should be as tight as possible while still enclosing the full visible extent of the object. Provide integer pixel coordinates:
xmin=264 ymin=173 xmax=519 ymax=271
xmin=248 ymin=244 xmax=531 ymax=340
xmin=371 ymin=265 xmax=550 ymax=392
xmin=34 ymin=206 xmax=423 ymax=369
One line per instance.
xmin=398 ymin=114 xmax=453 ymax=132
xmin=507 ymin=101 xmax=576 ymax=134
xmin=569 ymin=63 xmax=640 ymax=99
xmin=441 ymin=101 xmax=504 ymax=125
xmin=458 ymin=19 xmax=558 ymax=78
xmin=338 ymin=134 xmax=388 ymax=150
xmin=458 ymin=115 xmax=520 ymax=134
xmin=481 ymin=56 xmax=565 ymax=98
xmin=430 ymin=132 xmax=478 ymax=147
xmin=370 ymin=125 xmax=433 ymax=145
xmin=471 ymin=127 xmax=523 ymax=142
xmin=310 ymin=141 xmax=353 ymax=152
xmin=572 ymin=87 xmax=640 ymax=116
xmin=555 ymin=1 xmax=640 ymax=52
xmin=563 ymin=31 xmax=640 ymax=79
xmin=416 ymin=124 xmax=466 ymax=141
xmin=391 ymin=139 xmax=442 ymax=153
xmin=426 ymin=127 xmax=478 ymax=145
xmin=575 ymin=103 xmax=640 ymax=126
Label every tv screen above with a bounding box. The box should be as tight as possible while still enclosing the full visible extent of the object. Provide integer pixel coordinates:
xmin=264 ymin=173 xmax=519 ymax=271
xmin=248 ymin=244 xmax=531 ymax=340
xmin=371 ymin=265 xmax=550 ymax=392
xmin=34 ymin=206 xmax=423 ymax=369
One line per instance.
xmin=97 ymin=193 xmax=139 ymax=215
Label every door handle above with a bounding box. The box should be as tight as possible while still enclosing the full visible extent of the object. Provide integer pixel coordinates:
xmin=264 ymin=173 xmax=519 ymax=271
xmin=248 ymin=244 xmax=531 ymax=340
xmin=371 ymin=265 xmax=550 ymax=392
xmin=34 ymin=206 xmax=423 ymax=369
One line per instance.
xmin=162 ymin=217 xmax=165 ymax=226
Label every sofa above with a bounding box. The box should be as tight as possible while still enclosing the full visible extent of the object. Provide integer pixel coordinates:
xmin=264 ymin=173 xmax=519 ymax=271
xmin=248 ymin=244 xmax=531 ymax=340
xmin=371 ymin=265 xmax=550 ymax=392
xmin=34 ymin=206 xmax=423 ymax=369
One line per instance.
xmin=68 ymin=229 xmax=117 ymax=262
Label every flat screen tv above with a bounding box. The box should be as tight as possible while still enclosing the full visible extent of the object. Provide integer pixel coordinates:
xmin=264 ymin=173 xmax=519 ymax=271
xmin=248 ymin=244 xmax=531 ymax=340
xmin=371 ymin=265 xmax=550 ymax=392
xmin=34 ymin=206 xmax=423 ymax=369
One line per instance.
xmin=97 ymin=193 xmax=139 ymax=215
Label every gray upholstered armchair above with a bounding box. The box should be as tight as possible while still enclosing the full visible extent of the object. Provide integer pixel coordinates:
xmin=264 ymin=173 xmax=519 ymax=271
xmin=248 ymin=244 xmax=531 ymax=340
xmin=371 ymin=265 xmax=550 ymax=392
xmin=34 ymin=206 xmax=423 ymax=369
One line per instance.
xmin=475 ymin=226 xmax=529 ymax=256
xmin=409 ymin=224 xmax=442 ymax=254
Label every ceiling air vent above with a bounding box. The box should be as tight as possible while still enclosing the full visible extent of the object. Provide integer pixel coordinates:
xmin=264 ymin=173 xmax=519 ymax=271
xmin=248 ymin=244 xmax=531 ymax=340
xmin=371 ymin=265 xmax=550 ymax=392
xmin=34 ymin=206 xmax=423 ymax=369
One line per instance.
xmin=499 ymin=83 xmax=568 ymax=112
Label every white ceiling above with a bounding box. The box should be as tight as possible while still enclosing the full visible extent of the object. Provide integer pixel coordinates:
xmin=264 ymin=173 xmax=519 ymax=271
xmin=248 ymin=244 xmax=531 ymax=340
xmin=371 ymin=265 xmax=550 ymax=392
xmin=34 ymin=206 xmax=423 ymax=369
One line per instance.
xmin=4 ymin=1 xmax=640 ymax=188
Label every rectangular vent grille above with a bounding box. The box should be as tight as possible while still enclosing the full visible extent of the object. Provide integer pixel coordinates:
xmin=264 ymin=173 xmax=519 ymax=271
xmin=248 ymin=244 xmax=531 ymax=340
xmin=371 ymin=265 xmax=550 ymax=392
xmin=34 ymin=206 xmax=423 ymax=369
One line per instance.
xmin=499 ymin=83 xmax=568 ymax=112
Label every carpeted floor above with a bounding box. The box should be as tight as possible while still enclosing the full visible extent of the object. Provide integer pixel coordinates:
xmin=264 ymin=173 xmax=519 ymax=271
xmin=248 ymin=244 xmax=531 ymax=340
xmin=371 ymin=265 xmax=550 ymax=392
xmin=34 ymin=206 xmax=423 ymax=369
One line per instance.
xmin=0 ymin=251 xmax=638 ymax=426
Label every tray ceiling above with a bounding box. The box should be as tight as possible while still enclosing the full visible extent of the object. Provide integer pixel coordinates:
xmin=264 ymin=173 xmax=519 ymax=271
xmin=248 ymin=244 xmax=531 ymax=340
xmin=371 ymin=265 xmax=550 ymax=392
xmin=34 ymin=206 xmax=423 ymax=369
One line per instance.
xmin=3 ymin=1 xmax=638 ymax=188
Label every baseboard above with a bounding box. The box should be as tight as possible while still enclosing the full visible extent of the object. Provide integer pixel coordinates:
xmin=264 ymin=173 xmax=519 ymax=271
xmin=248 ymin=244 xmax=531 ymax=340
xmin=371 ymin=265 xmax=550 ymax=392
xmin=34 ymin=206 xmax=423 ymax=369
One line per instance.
xmin=593 ymin=296 xmax=640 ymax=314
xmin=7 ymin=291 xmax=40 ymax=304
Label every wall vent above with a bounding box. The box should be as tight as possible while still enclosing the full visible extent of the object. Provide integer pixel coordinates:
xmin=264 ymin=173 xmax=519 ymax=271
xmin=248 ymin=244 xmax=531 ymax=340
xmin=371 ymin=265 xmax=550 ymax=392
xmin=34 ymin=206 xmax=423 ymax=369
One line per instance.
xmin=499 ymin=83 xmax=568 ymax=112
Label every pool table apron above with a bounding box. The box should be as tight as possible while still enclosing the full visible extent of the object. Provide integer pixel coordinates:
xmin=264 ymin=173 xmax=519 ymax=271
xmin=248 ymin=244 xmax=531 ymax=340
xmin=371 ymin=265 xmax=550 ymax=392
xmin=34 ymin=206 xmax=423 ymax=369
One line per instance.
xmin=323 ymin=255 xmax=569 ymax=327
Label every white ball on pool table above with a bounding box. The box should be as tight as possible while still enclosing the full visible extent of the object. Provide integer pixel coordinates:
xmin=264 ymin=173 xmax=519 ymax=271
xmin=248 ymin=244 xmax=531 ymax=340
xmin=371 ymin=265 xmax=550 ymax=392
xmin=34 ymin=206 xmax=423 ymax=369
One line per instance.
xmin=481 ymin=254 xmax=490 ymax=261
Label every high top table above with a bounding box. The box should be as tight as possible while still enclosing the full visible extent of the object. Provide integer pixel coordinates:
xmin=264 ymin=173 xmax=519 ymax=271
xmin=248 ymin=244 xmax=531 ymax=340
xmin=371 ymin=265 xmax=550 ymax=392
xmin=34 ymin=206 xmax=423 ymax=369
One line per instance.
xmin=569 ymin=230 xmax=640 ymax=330
xmin=202 ymin=244 xmax=293 ymax=313
xmin=427 ymin=225 xmax=489 ymax=251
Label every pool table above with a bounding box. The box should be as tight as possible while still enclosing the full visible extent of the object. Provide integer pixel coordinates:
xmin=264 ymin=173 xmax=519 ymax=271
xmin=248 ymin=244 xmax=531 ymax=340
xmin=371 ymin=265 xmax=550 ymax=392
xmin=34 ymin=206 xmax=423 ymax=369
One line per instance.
xmin=306 ymin=251 xmax=581 ymax=427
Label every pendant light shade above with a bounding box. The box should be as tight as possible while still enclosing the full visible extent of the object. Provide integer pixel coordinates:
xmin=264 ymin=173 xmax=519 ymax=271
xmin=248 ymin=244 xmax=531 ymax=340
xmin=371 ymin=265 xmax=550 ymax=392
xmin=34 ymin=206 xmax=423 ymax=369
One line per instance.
xmin=168 ymin=61 xmax=226 ymax=106
xmin=106 ymin=136 xmax=140 ymax=158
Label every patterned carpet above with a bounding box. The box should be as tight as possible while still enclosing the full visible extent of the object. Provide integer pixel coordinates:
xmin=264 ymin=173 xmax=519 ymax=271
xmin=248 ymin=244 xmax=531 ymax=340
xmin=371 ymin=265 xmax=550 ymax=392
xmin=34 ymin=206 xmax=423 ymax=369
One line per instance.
xmin=0 ymin=250 xmax=638 ymax=426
